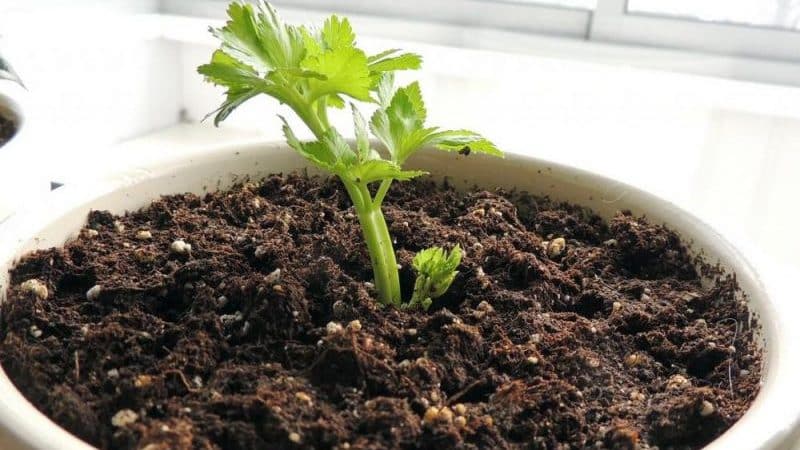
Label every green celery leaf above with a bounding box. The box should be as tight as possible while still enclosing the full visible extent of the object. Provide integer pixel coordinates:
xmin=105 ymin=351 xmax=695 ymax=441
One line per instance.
xmin=201 ymin=2 xmax=313 ymax=125
xmin=370 ymin=79 xmax=503 ymax=163
xmin=299 ymin=26 xmax=323 ymax=59
xmin=407 ymin=245 xmax=462 ymax=310
xmin=319 ymin=127 xmax=358 ymax=168
xmin=211 ymin=1 xmax=305 ymax=73
xmin=401 ymin=81 xmax=426 ymax=123
xmin=368 ymin=52 xmax=421 ymax=89
xmin=367 ymin=48 xmax=400 ymax=63
xmin=282 ymin=117 xmax=360 ymax=178
xmin=297 ymin=14 xmax=371 ymax=102
xmin=394 ymin=126 xmax=439 ymax=161
xmin=351 ymin=104 xmax=371 ymax=162
xmin=281 ymin=117 xmax=338 ymax=170
xmin=303 ymin=46 xmax=372 ymax=101
xmin=322 ymin=15 xmax=355 ymax=50
xmin=283 ymin=119 xmax=416 ymax=185
xmin=273 ymin=67 xmax=327 ymax=80
xmin=348 ymin=160 xmax=426 ymax=185
xmin=368 ymin=52 xmax=422 ymax=73
xmin=204 ymin=87 xmax=261 ymax=127
xmin=374 ymin=72 xmax=396 ymax=109
xmin=370 ymin=81 xmax=429 ymax=162
xmin=198 ymin=49 xmax=261 ymax=86
xmin=198 ymin=50 xmax=270 ymax=126
xmin=413 ymin=245 xmax=462 ymax=279
xmin=369 ymin=109 xmax=394 ymax=155
xmin=327 ymin=94 xmax=345 ymax=108
xmin=423 ymin=129 xmax=503 ymax=157
xmin=210 ymin=3 xmax=270 ymax=72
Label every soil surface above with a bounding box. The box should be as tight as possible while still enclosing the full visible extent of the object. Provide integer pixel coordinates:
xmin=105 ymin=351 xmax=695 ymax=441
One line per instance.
xmin=0 ymin=115 xmax=15 ymax=148
xmin=0 ymin=174 xmax=761 ymax=450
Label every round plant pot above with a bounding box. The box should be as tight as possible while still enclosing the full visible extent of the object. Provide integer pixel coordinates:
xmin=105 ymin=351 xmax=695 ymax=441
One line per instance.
xmin=0 ymin=142 xmax=798 ymax=449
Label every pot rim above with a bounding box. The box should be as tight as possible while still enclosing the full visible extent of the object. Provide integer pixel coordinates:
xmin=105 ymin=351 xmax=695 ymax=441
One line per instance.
xmin=0 ymin=140 xmax=798 ymax=450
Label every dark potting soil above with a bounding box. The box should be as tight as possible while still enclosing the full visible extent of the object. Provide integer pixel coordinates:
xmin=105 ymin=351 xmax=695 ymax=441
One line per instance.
xmin=0 ymin=174 xmax=761 ymax=450
xmin=0 ymin=115 xmax=15 ymax=148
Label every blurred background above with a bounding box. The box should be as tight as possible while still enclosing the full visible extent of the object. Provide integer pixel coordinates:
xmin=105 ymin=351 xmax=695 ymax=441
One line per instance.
xmin=0 ymin=0 xmax=799 ymax=280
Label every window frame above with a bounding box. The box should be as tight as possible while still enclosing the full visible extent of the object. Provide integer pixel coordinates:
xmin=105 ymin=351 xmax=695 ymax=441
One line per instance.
xmin=590 ymin=0 xmax=800 ymax=63
xmin=284 ymin=0 xmax=593 ymax=38
xmin=161 ymin=0 xmax=800 ymax=85
xmin=164 ymin=0 xmax=593 ymax=38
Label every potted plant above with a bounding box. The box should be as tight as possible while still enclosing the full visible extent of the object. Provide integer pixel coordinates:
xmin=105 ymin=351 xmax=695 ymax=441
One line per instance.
xmin=0 ymin=51 xmax=24 ymax=150
xmin=0 ymin=54 xmax=22 ymax=147
xmin=0 ymin=2 xmax=798 ymax=449
xmin=0 ymin=101 xmax=17 ymax=150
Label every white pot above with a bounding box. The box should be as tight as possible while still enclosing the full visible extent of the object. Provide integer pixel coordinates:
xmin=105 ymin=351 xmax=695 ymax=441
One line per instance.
xmin=0 ymin=142 xmax=798 ymax=449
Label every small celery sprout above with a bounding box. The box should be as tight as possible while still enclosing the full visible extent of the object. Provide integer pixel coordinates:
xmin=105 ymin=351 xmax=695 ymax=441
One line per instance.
xmin=198 ymin=1 xmax=501 ymax=308
xmin=406 ymin=245 xmax=463 ymax=311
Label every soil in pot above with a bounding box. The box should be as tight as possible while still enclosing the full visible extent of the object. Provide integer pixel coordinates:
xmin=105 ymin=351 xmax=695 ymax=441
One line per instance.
xmin=0 ymin=114 xmax=15 ymax=148
xmin=0 ymin=174 xmax=761 ymax=450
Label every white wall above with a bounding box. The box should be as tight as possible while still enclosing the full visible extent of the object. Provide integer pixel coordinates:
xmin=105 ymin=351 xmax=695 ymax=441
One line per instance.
xmin=0 ymin=0 xmax=183 ymax=217
xmin=0 ymin=1 xmax=183 ymax=190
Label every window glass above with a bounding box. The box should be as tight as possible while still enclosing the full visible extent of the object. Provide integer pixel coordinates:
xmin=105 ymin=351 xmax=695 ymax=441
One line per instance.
xmin=627 ymin=0 xmax=800 ymax=30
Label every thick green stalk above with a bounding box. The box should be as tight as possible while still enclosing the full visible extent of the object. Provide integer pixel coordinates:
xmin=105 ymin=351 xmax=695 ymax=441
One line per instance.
xmin=281 ymin=85 xmax=326 ymax=139
xmin=292 ymin=103 xmax=326 ymax=139
xmin=351 ymin=183 xmax=401 ymax=306
xmin=290 ymin=89 xmax=402 ymax=305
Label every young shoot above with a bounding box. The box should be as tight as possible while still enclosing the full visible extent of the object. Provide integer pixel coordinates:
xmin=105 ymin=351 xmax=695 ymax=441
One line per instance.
xmin=407 ymin=245 xmax=462 ymax=311
xmin=199 ymin=1 xmax=502 ymax=308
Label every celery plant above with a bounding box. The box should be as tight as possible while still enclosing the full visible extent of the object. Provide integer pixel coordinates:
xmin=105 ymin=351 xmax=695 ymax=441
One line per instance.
xmin=199 ymin=1 xmax=502 ymax=308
